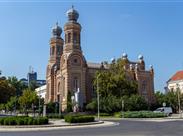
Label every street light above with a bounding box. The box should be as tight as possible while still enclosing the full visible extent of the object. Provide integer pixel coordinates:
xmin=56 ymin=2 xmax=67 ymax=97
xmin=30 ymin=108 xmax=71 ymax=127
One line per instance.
xmin=59 ymin=75 xmax=64 ymax=116
xmin=97 ymin=74 xmax=100 ymax=121
xmin=39 ymin=88 xmax=41 ymax=116
xmin=59 ymin=95 xmax=61 ymax=116
xmin=176 ymin=83 xmax=181 ymax=118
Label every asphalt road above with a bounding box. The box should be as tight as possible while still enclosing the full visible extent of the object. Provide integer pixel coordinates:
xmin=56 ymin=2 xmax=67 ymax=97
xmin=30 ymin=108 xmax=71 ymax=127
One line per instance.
xmin=1 ymin=119 xmax=183 ymax=136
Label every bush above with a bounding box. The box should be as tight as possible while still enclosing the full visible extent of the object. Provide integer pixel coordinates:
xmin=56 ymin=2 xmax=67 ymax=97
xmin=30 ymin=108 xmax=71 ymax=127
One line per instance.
xmin=0 ymin=118 xmax=4 ymax=125
xmin=0 ymin=116 xmax=49 ymax=125
xmin=46 ymin=114 xmax=64 ymax=119
xmin=86 ymin=95 xmax=148 ymax=114
xmin=114 ymin=111 xmax=167 ymax=118
xmin=64 ymin=114 xmax=95 ymax=123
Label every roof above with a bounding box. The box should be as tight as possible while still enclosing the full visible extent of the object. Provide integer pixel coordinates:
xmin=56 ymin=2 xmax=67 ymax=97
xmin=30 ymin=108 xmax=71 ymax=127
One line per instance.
xmin=87 ymin=62 xmax=109 ymax=69
xmin=169 ymin=70 xmax=183 ymax=82
xmin=87 ymin=62 xmax=102 ymax=69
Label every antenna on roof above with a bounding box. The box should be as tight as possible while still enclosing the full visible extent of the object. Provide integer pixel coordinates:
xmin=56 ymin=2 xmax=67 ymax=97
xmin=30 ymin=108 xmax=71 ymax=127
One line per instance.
xmin=29 ymin=66 xmax=31 ymax=73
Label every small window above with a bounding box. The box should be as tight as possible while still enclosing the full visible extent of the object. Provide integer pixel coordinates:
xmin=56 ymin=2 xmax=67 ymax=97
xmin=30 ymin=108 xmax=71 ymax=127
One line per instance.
xmin=74 ymin=59 xmax=77 ymax=63
xmin=68 ymin=33 xmax=71 ymax=43
xmin=52 ymin=46 xmax=55 ymax=55
xmin=57 ymin=46 xmax=61 ymax=55
xmin=73 ymin=32 xmax=77 ymax=44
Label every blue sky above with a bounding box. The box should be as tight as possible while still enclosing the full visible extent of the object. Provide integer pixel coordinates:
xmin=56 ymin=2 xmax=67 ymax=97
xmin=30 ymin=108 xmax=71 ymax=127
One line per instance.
xmin=0 ymin=1 xmax=183 ymax=92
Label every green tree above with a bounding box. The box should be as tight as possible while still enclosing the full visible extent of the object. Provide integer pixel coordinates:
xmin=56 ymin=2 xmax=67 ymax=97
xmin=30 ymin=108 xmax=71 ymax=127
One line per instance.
xmin=18 ymin=89 xmax=38 ymax=115
xmin=86 ymin=94 xmax=148 ymax=113
xmin=29 ymin=80 xmax=38 ymax=90
xmin=123 ymin=94 xmax=148 ymax=111
xmin=0 ymin=78 xmax=16 ymax=103
xmin=7 ymin=76 xmax=27 ymax=96
xmin=154 ymin=91 xmax=180 ymax=113
xmin=5 ymin=96 xmax=17 ymax=112
xmin=66 ymin=91 xmax=73 ymax=112
xmin=93 ymin=58 xmax=138 ymax=98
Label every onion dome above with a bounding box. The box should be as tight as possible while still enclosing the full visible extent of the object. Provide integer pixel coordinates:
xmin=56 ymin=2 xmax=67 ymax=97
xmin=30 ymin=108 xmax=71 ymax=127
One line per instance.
xmin=149 ymin=65 xmax=153 ymax=69
xmin=110 ymin=58 xmax=115 ymax=63
xmin=130 ymin=64 xmax=134 ymax=71
xmin=138 ymin=54 xmax=144 ymax=60
xmin=122 ymin=53 xmax=128 ymax=59
xmin=135 ymin=63 xmax=139 ymax=70
xmin=52 ymin=22 xmax=62 ymax=37
xmin=66 ymin=5 xmax=79 ymax=22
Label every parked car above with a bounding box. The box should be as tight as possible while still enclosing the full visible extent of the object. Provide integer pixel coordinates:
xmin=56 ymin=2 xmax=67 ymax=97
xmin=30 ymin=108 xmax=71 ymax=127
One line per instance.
xmin=153 ymin=107 xmax=173 ymax=116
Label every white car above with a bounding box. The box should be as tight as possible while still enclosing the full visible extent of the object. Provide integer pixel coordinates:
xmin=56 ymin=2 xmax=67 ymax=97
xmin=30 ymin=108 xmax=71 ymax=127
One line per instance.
xmin=153 ymin=107 xmax=173 ymax=116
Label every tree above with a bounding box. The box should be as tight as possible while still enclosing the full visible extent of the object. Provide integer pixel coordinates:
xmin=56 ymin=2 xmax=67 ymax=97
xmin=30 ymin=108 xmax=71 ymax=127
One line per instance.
xmin=5 ymin=96 xmax=17 ymax=113
xmin=93 ymin=58 xmax=138 ymax=98
xmin=154 ymin=91 xmax=181 ymax=113
xmin=7 ymin=76 xmax=27 ymax=96
xmin=18 ymin=89 xmax=38 ymax=115
xmin=66 ymin=91 xmax=73 ymax=112
xmin=0 ymin=78 xmax=16 ymax=103
xmin=29 ymin=80 xmax=38 ymax=90
xmin=123 ymin=94 xmax=148 ymax=111
xmin=86 ymin=94 xmax=148 ymax=113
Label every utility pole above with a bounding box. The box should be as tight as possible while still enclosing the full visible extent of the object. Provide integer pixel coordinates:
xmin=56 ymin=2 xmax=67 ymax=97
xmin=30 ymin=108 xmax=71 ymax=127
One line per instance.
xmin=121 ymin=99 xmax=124 ymax=118
xmin=176 ymin=83 xmax=181 ymax=118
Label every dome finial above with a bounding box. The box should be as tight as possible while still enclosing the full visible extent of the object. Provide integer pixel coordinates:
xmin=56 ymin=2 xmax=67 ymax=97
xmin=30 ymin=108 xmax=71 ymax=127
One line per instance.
xmin=66 ymin=6 xmax=79 ymax=22
xmin=52 ymin=22 xmax=62 ymax=37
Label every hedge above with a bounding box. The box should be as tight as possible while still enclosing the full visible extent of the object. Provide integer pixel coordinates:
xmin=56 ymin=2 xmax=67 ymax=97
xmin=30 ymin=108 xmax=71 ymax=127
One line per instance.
xmin=0 ymin=116 xmax=48 ymax=125
xmin=114 ymin=111 xmax=167 ymax=118
xmin=46 ymin=114 xmax=64 ymax=119
xmin=64 ymin=114 xmax=95 ymax=123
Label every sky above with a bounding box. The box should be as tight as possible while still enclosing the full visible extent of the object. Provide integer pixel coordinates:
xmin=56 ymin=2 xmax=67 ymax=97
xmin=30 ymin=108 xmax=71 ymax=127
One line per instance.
xmin=0 ymin=0 xmax=183 ymax=92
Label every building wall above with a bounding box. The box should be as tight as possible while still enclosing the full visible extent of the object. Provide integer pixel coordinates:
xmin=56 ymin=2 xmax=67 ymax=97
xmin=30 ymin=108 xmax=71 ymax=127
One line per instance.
xmin=46 ymin=7 xmax=155 ymax=111
xmin=167 ymin=80 xmax=183 ymax=93
xmin=35 ymin=85 xmax=46 ymax=99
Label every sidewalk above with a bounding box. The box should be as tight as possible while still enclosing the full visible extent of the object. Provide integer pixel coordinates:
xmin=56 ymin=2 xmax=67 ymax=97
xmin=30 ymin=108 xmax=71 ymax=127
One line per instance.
xmin=0 ymin=119 xmax=116 ymax=132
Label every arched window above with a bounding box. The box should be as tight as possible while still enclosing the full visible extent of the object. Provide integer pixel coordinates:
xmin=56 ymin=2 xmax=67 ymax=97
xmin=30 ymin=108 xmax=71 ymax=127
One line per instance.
xmin=63 ymin=78 xmax=65 ymax=97
xmin=73 ymin=32 xmax=77 ymax=44
xmin=73 ymin=77 xmax=79 ymax=92
xmin=57 ymin=46 xmax=61 ymax=55
xmin=58 ymin=82 xmax=60 ymax=93
xmin=47 ymin=83 xmax=50 ymax=98
xmin=65 ymin=34 xmax=67 ymax=44
xmin=68 ymin=33 xmax=71 ymax=43
xmin=78 ymin=34 xmax=80 ymax=44
xmin=52 ymin=46 xmax=55 ymax=55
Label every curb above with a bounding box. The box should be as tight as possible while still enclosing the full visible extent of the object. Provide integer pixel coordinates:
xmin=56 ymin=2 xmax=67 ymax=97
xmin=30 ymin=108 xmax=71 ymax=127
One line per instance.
xmin=0 ymin=121 xmax=117 ymax=132
xmin=0 ymin=120 xmax=104 ymax=129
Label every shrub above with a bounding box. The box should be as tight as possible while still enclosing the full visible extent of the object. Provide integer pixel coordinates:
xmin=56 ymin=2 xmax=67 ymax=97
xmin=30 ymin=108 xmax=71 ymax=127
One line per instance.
xmin=64 ymin=114 xmax=94 ymax=123
xmin=114 ymin=111 xmax=167 ymax=118
xmin=46 ymin=114 xmax=64 ymax=119
xmin=0 ymin=118 xmax=4 ymax=125
xmin=27 ymin=118 xmax=33 ymax=125
xmin=0 ymin=116 xmax=49 ymax=125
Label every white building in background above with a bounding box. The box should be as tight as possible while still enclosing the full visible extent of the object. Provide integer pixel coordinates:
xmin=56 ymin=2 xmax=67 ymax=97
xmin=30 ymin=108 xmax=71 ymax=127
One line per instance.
xmin=166 ymin=70 xmax=183 ymax=93
xmin=35 ymin=85 xmax=46 ymax=99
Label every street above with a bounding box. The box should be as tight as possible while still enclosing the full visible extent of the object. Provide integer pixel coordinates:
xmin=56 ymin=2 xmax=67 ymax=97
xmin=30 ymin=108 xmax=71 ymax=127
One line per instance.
xmin=1 ymin=119 xmax=183 ymax=136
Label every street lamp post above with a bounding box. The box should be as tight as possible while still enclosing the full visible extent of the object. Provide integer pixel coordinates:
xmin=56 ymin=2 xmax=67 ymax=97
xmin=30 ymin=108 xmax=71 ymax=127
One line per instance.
xmin=97 ymin=74 xmax=100 ymax=121
xmin=39 ymin=88 xmax=41 ymax=116
xmin=59 ymin=75 xmax=64 ymax=116
xmin=121 ymin=99 xmax=124 ymax=118
xmin=59 ymin=95 xmax=61 ymax=116
xmin=176 ymin=83 xmax=181 ymax=118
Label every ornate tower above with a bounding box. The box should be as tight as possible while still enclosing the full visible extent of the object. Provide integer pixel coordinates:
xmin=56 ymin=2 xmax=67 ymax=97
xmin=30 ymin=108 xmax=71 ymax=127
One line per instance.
xmin=46 ymin=23 xmax=64 ymax=102
xmin=60 ymin=6 xmax=87 ymax=110
xmin=49 ymin=22 xmax=64 ymax=65
xmin=64 ymin=6 xmax=81 ymax=53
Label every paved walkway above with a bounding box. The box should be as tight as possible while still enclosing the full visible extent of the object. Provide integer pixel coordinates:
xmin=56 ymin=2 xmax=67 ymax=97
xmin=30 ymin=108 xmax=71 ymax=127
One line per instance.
xmin=0 ymin=120 xmax=117 ymax=132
